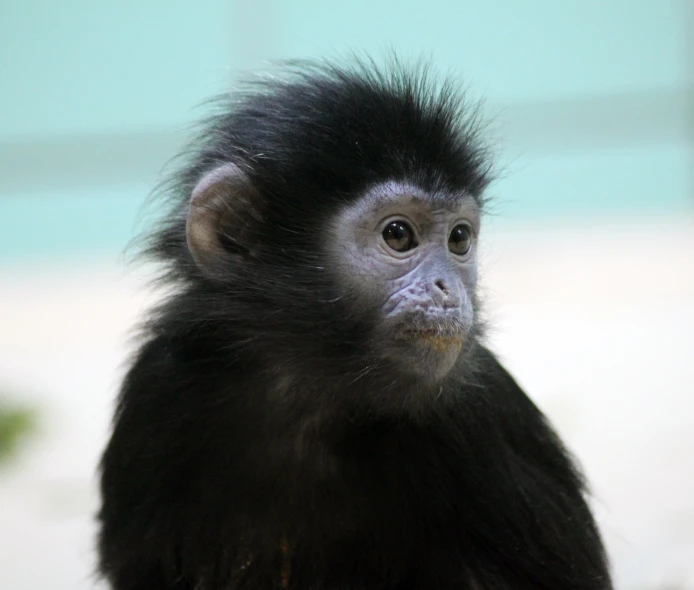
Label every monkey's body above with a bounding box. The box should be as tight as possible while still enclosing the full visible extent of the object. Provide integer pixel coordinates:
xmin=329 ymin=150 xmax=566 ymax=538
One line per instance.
xmin=98 ymin=58 xmax=612 ymax=589
xmin=101 ymin=335 xmax=607 ymax=589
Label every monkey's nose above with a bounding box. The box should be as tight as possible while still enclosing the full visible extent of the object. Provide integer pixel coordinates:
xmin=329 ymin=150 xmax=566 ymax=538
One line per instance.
xmin=431 ymin=278 xmax=460 ymax=308
xmin=434 ymin=280 xmax=450 ymax=297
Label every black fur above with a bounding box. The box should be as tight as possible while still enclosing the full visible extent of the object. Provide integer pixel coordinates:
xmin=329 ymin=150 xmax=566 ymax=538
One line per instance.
xmin=98 ymin=57 xmax=612 ymax=589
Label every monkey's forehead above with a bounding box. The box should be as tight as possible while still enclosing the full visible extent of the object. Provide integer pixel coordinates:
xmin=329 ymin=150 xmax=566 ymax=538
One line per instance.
xmin=362 ymin=181 xmax=480 ymax=215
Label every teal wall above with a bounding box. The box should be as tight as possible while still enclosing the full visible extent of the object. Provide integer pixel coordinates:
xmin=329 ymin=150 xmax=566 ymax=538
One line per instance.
xmin=1 ymin=0 xmax=692 ymax=261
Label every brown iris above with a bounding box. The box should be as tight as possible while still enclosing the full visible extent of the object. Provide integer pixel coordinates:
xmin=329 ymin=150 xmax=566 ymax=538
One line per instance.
xmin=382 ymin=221 xmax=416 ymax=252
xmin=448 ymin=224 xmax=472 ymax=255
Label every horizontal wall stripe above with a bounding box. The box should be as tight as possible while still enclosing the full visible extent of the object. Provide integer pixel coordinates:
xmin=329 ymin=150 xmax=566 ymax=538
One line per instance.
xmin=0 ymin=88 xmax=691 ymax=195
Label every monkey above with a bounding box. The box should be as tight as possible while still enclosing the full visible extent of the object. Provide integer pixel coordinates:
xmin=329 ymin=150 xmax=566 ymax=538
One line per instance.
xmin=97 ymin=56 xmax=613 ymax=590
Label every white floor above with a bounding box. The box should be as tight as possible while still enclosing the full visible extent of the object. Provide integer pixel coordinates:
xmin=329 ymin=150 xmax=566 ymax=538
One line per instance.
xmin=1 ymin=219 xmax=693 ymax=589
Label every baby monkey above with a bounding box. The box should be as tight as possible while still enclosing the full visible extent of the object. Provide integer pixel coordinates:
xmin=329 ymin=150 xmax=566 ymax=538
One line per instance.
xmin=98 ymin=57 xmax=612 ymax=589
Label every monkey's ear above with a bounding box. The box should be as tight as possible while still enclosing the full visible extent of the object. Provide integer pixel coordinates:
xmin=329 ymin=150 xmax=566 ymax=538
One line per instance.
xmin=186 ymin=163 xmax=262 ymax=276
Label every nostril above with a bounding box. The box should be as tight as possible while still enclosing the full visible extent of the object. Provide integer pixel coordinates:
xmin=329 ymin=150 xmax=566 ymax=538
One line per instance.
xmin=434 ymin=280 xmax=449 ymax=296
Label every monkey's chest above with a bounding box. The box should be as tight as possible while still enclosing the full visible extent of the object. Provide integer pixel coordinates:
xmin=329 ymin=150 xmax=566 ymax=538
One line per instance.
xmin=224 ymin=465 xmax=483 ymax=588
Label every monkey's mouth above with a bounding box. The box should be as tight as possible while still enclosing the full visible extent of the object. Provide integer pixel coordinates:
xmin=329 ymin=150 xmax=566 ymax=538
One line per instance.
xmin=402 ymin=328 xmax=440 ymax=337
xmin=400 ymin=328 xmax=464 ymax=351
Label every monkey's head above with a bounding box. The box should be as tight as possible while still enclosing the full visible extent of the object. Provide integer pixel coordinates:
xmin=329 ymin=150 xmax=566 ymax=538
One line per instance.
xmin=153 ymin=58 xmax=492 ymax=407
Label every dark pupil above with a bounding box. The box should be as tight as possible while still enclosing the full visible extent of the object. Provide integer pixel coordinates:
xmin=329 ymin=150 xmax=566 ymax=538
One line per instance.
xmin=383 ymin=221 xmax=414 ymax=252
xmin=449 ymin=225 xmax=471 ymax=255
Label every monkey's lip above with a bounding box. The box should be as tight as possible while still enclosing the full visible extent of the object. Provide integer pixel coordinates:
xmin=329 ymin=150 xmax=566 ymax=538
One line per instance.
xmin=402 ymin=328 xmax=441 ymax=337
xmin=400 ymin=328 xmax=464 ymax=347
xmin=401 ymin=327 xmax=459 ymax=337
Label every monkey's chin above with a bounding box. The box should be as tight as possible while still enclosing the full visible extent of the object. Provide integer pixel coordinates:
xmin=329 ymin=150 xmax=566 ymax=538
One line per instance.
xmin=390 ymin=329 xmax=465 ymax=382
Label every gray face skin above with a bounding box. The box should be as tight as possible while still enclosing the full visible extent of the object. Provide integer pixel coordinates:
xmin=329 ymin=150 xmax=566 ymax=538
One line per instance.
xmin=329 ymin=182 xmax=481 ymax=382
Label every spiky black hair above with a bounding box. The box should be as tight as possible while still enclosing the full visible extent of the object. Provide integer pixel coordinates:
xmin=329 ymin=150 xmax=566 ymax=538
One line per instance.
xmin=146 ymin=56 xmax=493 ymax=283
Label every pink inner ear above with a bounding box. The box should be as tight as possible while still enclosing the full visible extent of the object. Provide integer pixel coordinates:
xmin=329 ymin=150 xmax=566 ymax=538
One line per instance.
xmin=192 ymin=163 xmax=244 ymax=202
xmin=187 ymin=162 xmax=255 ymax=275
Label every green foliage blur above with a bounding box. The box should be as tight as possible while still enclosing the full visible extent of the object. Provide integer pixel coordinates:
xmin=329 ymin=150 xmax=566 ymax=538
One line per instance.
xmin=0 ymin=400 xmax=36 ymax=464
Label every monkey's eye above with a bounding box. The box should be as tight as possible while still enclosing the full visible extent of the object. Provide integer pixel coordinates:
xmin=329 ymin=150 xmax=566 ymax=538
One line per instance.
xmin=382 ymin=221 xmax=417 ymax=253
xmin=448 ymin=224 xmax=472 ymax=256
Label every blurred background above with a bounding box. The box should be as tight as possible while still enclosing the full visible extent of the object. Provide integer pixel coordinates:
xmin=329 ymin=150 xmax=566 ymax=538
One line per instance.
xmin=1 ymin=1 xmax=693 ymax=588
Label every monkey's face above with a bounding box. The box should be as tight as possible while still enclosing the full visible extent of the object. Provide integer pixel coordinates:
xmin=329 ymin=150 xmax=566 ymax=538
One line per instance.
xmin=329 ymin=182 xmax=480 ymax=382
xmin=185 ymin=163 xmax=482 ymax=386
